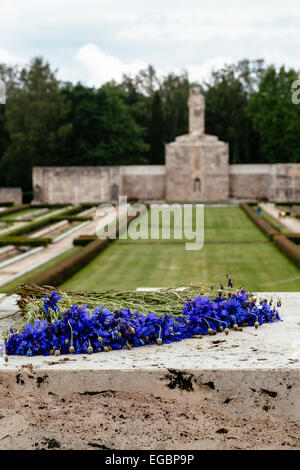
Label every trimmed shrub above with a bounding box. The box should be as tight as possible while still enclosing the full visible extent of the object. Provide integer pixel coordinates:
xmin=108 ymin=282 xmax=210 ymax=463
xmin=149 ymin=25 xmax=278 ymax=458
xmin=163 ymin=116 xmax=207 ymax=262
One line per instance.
xmin=53 ymin=216 xmax=93 ymax=222
xmin=274 ymin=235 xmax=300 ymax=269
xmin=30 ymin=203 xmax=69 ymax=209
xmin=5 ymin=206 xmax=87 ymax=237
xmin=28 ymin=212 xmax=143 ymax=287
xmin=0 ymin=237 xmax=52 ymax=247
xmin=283 ymin=233 xmax=300 ymax=245
xmin=73 ymin=236 xmax=98 ymax=246
xmin=0 ymin=204 xmax=31 ymax=219
xmin=240 ymin=203 xmax=279 ymax=240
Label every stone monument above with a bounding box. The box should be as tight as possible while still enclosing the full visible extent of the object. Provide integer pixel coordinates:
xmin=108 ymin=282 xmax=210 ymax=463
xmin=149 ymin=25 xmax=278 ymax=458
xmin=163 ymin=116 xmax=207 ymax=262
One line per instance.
xmin=165 ymin=87 xmax=229 ymax=201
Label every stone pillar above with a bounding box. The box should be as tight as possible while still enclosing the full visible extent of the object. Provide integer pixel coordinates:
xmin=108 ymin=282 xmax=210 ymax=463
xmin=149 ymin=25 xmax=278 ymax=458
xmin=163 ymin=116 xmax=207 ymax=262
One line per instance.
xmin=188 ymin=86 xmax=205 ymax=135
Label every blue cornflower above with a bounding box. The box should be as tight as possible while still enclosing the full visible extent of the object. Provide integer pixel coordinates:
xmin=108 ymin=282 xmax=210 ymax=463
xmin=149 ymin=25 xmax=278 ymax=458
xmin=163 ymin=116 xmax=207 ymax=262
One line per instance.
xmin=43 ymin=292 xmax=62 ymax=314
xmin=5 ymin=288 xmax=282 ymax=357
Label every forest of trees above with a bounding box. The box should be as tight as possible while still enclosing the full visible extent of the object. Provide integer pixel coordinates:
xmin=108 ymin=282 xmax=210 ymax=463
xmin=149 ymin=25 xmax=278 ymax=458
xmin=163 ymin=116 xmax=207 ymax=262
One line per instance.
xmin=0 ymin=57 xmax=300 ymax=192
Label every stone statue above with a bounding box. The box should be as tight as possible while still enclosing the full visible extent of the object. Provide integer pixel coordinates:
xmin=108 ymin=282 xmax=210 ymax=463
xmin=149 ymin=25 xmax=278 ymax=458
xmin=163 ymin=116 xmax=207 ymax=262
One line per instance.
xmin=188 ymin=86 xmax=205 ymax=135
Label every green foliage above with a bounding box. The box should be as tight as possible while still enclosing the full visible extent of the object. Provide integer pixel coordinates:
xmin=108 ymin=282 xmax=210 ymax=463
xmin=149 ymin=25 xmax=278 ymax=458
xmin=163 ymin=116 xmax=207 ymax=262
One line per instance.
xmin=63 ymin=83 xmax=149 ymax=165
xmin=204 ymin=59 xmax=263 ymax=164
xmin=0 ymin=204 xmax=30 ymax=218
xmin=240 ymin=203 xmax=279 ymax=239
xmin=4 ymin=205 xmax=85 ymax=237
xmin=1 ymin=56 xmax=300 ymax=193
xmin=273 ymin=235 xmax=300 ymax=269
xmin=149 ymin=92 xmax=165 ymax=164
xmin=0 ymin=237 xmax=51 ymax=247
xmin=73 ymin=236 xmax=98 ymax=246
xmin=248 ymin=65 xmax=300 ymax=163
xmin=0 ymin=58 xmax=72 ymax=190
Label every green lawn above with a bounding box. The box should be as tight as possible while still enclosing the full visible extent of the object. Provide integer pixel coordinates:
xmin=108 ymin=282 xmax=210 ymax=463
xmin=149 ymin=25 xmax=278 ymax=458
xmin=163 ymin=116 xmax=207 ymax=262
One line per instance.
xmin=62 ymin=207 xmax=300 ymax=292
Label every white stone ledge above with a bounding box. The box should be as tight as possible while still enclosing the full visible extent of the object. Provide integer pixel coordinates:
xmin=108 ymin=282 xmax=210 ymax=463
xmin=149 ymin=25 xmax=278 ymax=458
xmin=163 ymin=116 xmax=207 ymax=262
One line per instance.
xmin=1 ymin=293 xmax=299 ymax=372
xmin=0 ymin=292 xmax=299 ymax=450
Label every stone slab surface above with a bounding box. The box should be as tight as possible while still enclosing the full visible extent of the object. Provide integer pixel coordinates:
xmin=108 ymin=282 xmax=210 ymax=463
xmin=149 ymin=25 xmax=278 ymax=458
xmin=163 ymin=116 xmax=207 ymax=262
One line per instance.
xmin=0 ymin=292 xmax=299 ymax=450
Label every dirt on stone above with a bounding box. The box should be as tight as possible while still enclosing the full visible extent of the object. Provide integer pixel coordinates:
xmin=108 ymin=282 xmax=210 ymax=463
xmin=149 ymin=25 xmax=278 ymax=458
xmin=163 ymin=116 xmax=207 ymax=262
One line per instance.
xmin=0 ymin=389 xmax=299 ymax=450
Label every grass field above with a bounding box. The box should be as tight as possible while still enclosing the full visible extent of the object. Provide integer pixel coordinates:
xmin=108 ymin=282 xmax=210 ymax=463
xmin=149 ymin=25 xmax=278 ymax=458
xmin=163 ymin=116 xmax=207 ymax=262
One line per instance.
xmin=62 ymin=206 xmax=300 ymax=292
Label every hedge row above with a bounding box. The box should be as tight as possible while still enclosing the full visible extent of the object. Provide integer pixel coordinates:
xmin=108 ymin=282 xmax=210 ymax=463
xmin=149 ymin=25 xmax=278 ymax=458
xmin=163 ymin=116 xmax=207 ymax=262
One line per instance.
xmin=241 ymin=203 xmax=300 ymax=269
xmin=0 ymin=237 xmax=52 ymax=247
xmin=274 ymin=235 xmax=300 ymax=269
xmin=30 ymin=238 xmax=110 ymax=286
xmin=5 ymin=205 xmax=88 ymax=237
xmin=0 ymin=204 xmax=31 ymax=219
xmin=73 ymin=236 xmax=98 ymax=246
xmin=30 ymin=203 xmax=69 ymax=209
xmin=53 ymin=215 xmax=93 ymax=222
xmin=27 ymin=212 xmax=143 ymax=287
xmin=0 ymin=202 xmax=14 ymax=207
xmin=240 ymin=203 xmax=279 ymax=240
xmin=284 ymin=233 xmax=300 ymax=245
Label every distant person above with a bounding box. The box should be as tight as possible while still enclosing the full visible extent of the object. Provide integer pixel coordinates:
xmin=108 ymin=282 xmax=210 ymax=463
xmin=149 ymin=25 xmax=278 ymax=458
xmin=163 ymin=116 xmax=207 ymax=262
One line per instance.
xmin=257 ymin=208 xmax=262 ymax=216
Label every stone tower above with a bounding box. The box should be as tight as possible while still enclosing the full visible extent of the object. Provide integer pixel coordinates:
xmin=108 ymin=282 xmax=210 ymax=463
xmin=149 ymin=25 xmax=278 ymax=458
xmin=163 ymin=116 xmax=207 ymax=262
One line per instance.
xmin=165 ymin=87 xmax=229 ymax=201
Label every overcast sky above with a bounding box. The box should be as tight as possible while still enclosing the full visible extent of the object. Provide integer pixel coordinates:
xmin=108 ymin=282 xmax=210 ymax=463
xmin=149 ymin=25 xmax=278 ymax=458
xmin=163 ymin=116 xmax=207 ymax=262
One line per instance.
xmin=1 ymin=0 xmax=300 ymax=86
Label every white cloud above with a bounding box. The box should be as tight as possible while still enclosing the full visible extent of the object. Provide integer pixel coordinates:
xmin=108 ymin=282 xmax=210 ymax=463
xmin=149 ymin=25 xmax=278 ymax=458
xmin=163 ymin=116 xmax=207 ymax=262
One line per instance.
xmin=75 ymin=44 xmax=147 ymax=86
xmin=0 ymin=48 xmax=20 ymax=66
xmin=186 ymin=57 xmax=235 ymax=83
xmin=1 ymin=1 xmax=300 ymax=86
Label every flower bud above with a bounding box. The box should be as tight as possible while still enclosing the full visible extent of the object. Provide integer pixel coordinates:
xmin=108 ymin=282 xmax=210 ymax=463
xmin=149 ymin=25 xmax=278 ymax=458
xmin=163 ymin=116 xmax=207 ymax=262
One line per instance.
xmin=69 ymin=346 xmax=75 ymax=354
xmin=87 ymin=346 xmax=93 ymax=354
xmin=207 ymin=328 xmax=213 ymax=335
xmin=225 ymin=328 xmax=229 ymax=335
xmin=65 ymin=339 xmax=69 ymax=345
xmin=97 ymin=336 xmax=103 ymax=344
xmin=157 ymin=338 xmax=162 ymax=345
xmin=3 ymin=354 xmax=8 ymax=362
xmin=254 ymin=322 xmax=259 ymax=329
xmin=54 ymin=350 xmax=60 ymax=356
xmin=130 ymin=327 xmax=136 ymax=335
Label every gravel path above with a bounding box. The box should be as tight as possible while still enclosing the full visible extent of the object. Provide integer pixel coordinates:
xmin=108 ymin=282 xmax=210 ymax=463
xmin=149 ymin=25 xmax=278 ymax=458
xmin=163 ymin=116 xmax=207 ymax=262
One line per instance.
xmin=259 ymin=203 xmax=300 ymax=233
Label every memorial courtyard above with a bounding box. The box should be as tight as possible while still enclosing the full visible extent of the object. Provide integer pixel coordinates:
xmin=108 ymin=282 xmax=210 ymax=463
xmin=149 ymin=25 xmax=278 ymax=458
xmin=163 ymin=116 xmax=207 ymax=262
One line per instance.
xmin=62 ymin=206 xmax=300 ymax=292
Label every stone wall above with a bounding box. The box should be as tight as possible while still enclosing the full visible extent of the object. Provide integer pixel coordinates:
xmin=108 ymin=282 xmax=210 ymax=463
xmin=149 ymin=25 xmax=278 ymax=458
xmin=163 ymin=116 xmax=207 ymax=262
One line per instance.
xmin=32 ymin=166 xmax=166 ymax=204
xmin=32 ymin=163 xmax=300 ymax=205
xmin=230 ymin=164 xmax=300 ymax=201
xmin=0 ymin=188 xmax=22 ymax=205
xmin=122 ymin=166 xmax=166 ymax=200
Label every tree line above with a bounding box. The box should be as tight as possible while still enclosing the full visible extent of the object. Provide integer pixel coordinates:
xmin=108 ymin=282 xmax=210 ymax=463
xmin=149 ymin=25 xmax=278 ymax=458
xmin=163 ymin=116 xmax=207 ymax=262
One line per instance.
xmin=0 ymin=57 xmax=300 ymax=192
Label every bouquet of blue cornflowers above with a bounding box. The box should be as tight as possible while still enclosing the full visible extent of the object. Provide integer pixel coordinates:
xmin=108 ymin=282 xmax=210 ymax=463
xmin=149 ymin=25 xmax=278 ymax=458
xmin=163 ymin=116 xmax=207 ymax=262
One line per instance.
xmin=4 ymin=288 xmax=281 ymax=357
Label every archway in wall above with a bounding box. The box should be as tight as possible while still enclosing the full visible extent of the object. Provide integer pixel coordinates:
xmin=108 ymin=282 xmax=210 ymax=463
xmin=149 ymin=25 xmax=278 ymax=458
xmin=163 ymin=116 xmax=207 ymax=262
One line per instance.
xmin=193 ymin=177 xmax=201 ymax=194
xmin=111 ymin=184 xmax=119 ymax=201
